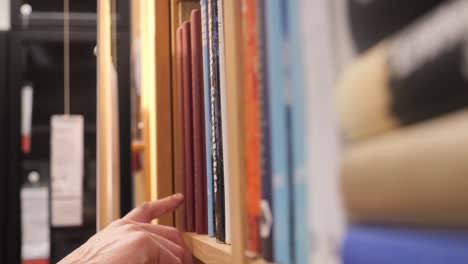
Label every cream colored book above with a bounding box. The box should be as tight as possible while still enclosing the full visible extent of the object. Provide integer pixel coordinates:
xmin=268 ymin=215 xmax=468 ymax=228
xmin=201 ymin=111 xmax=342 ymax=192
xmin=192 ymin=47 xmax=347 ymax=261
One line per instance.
xmin=342 ymin=109 xmax=468 ymax=226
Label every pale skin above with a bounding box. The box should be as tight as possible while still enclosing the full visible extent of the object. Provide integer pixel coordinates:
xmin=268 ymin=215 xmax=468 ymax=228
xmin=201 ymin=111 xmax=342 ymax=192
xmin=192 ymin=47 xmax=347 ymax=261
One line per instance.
xmin=59 ymin=193 xmax=193 ymax=264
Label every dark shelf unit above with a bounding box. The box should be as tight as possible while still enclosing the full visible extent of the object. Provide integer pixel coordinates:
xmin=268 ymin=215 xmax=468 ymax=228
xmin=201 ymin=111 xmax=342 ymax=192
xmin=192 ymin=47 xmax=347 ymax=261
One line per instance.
xmin=0 ymin=31 xmax=11 ymax=264
xmin=10 ymin=0 xmax=129 ymax=30
xmin=2 ymin=1 xmax=132 ymax=263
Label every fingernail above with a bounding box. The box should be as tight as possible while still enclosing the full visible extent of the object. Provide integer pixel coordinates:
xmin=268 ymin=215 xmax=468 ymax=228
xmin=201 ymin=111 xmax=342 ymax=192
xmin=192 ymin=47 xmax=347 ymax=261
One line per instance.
xmin=173 ymin=193 xmax=184 ymax=200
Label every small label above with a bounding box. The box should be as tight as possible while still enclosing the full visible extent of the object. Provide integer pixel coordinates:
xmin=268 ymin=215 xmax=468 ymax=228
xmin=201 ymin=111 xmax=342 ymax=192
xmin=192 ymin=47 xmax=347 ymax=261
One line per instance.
xmin=50 ymin=115 xmax=84 ymax=227
xmin=21 ymin=187 xmax=50 ymax=260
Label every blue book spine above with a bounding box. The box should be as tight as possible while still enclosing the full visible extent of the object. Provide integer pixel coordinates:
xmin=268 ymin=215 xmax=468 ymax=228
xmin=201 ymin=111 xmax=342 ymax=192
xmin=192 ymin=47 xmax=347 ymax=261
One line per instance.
xmin=200 ymin=0 xmax=214 ymax=237
xmin=265 ymin=0 xmax=292 ymax=262
xmin=343 ymin=226 xmax=468 ymax=264
xmin=257 ymin=0 xmax=274 ymax=261
xmin=287 ymin=0 xmax=308 ymax=263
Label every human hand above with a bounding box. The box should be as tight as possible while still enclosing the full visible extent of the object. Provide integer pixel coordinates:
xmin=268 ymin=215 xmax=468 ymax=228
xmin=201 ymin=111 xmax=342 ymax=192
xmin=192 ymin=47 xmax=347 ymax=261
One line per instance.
xmin=59 ymin=193 xmax=193 ymax=264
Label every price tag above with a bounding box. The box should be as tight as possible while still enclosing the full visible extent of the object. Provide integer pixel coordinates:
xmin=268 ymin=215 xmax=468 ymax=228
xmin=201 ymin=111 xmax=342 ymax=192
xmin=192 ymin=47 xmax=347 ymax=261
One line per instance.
xmin=50 ymin=115 xmax=84 ymax=227
xmin=21 ymin=186 xmax=50 ymax=261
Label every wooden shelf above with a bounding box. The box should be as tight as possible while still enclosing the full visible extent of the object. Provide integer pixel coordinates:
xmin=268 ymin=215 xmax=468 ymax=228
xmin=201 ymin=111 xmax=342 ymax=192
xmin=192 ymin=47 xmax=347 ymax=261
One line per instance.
xmin=183 ymin=233 xmax=232 ymax=264
xmin=249 ymin=259 xmax=273 ymax=264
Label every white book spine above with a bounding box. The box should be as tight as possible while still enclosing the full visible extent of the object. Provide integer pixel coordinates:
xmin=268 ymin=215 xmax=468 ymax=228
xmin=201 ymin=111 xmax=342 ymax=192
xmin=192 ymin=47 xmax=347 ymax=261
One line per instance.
xmin=301 ymin=0 xmax=346 ymax=263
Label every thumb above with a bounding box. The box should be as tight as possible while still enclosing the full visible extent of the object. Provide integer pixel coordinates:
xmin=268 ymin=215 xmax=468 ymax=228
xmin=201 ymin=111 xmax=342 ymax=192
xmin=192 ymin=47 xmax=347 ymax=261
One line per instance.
xmin=123 ymin=193 xmax=184 ymax=223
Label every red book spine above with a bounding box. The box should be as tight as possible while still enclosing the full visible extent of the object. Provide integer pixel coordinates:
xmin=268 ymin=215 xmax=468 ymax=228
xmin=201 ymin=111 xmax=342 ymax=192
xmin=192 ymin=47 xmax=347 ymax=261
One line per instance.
xmin=176 ymin=25 xmax=187 ymax=231
xmin=182 ymin=21 xmax=195 ymax=232
xmin=242 ymin=0 xmax=261 ymax=256
xmin=191 ymin=9 xmax=208 ymax=235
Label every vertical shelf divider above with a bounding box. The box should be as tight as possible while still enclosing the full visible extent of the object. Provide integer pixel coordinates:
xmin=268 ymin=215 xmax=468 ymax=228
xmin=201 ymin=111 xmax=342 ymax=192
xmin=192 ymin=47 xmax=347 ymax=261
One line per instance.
xmin=223 ymin=0 xmax=247 ymax=263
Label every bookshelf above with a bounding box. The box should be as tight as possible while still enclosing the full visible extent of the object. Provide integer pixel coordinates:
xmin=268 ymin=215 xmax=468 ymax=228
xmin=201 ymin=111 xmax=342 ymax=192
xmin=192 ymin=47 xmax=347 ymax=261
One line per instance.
xmin=183 ymin=233 xmax=231 ymax=264
xmin=98 ymin=0 xmax=261 ymax=263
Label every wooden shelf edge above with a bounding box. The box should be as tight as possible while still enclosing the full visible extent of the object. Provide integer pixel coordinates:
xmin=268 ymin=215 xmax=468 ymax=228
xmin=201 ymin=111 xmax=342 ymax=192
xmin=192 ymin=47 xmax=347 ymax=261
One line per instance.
xmin=183 ymin=233 xmax=232 ymax=264
xmin=248 ymin=259 xmax=274 ymax=264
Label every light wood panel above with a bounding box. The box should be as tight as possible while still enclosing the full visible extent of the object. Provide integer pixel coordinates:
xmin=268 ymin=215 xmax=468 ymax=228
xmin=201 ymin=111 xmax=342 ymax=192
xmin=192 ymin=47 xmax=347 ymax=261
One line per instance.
xmin=223 ymin=0 xmax=247 ymax=263
xmin=184 ymin=233 xmax=232 ymax=264
xmin=140 ymin=0 xmax=156 ymax=205
xmin=139 ymin=0 xmax=174 ymax=226
xmin=97 ymin=0 xmax=121 ymax=231
xmin=177 ymin=1 xmax=200 ymax=25
xmin=154 ymin=0 xmax=174 ymax=226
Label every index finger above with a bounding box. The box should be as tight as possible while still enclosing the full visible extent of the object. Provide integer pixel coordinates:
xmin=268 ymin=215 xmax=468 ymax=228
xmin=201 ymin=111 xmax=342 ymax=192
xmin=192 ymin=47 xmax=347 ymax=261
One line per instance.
xmin=124 ymin=193 xmax=184 ymax=223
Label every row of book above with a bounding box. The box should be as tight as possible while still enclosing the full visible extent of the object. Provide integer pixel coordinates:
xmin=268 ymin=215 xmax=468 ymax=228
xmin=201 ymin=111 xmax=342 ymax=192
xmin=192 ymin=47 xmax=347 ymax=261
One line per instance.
xmin=339 ymin=0 xmax=468 ymax=263
xmin=174 ymin=0 xmax=308 ymax=262
xmin=175 ymin=1 xmax=226 ymax=241
xmin=174 ymin=0 xmax=468 ymax=263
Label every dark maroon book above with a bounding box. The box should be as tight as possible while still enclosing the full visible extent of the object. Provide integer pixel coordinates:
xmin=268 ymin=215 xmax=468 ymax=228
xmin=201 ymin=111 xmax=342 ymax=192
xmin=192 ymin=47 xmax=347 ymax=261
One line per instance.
xmin=182 ymin=21 xmax=195 ymax=232
xmin=176 ymin=25 xmax=187 ymax=232
xmin=190 ymin=9 xmax=208 ymax=235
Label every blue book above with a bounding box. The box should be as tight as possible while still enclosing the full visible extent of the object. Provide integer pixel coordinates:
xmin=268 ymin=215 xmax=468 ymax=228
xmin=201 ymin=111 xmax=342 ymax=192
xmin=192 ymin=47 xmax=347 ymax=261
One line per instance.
xmin=287 ymin=0 xmax=308 ymax=262
xmin=343 ymin=226 xmax=468 ymax=264
xmin=265 ymin=0 xmax=292 ymax=262
xmin=200 ymin=0 xmax=214 ymax=237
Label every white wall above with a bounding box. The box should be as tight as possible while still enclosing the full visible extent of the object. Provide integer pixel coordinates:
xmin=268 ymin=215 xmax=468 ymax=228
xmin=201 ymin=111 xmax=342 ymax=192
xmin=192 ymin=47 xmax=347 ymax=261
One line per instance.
xmin=0 ymin=0 xmax=10 ymax=30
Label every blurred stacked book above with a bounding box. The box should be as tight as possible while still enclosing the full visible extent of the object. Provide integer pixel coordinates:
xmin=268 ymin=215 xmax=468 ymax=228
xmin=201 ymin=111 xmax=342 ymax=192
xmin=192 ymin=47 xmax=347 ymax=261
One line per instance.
xmin=338 ymin=0 xmax=468 ymax=263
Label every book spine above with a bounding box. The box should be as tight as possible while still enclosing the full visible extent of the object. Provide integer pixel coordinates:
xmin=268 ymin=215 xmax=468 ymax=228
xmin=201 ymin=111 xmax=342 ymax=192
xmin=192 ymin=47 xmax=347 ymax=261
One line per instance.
xmin=287 ymin=0 xmax=308 ymax=262
xmin=191 ymin=9 xmax=208 ymax=235
xmin=337 ymin=0 xmax=468 ymax=141
xmin=265 ymin=0 xmax=292 ymax=262
xmin=342 ymin=110 xmax=468 ymax=226
xmin=242 ymin=0 xmax=261 ymax=257
xmin=176 ymin=26 xmax=187 ymax=231
xmin=208 ymin=0 xmax=226 ymax=243
xmin=388 ymin=0 xmax=468 ymax=125
xmin=302 ymin=0 xmax=347 ymax=262
xmin=182 ymin=21 xmax=195 ymax=232
xmin=348 ymin=0 xmax=444 ymax=53
xmin=343 ymin=226 xmax=468 ymax=264
xmin=256 ymin=0 xmax=274 ymax=261
xmin=200 ymin=0 xmax=215 ymax=237
xmin=217 ymin=0 xmax=231 ymax=244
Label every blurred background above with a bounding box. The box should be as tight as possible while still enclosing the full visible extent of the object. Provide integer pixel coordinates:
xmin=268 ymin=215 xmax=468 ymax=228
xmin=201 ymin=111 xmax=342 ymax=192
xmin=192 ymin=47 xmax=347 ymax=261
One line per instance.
xmin=0 ymin=0 xmax=467 ymax=263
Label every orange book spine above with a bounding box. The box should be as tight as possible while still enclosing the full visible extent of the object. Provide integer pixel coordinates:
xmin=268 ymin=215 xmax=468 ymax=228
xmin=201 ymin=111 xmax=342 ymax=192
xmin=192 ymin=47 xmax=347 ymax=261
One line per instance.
xmin=242 ymin=0 xmax=262 ymax=256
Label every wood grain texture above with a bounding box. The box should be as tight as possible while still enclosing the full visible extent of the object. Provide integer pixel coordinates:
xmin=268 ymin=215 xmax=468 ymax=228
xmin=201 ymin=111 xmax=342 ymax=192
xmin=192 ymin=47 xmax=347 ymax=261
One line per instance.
xmin=140 ymin=0 xmax=156 ymax=211
xmin=154 ymin=0 xmax=174 ymax=226
xmin=249 ymin=259 xmax=274 ymax=264
xmin=139 ymin=0 xmax=174 ymax=226
xmin=178 ymin=1 xmax=201 ymax=25
xmin=184 ymin=233 xmax=232 ymax=264
xmin=97 ymin=0 xmax=121 ymax=230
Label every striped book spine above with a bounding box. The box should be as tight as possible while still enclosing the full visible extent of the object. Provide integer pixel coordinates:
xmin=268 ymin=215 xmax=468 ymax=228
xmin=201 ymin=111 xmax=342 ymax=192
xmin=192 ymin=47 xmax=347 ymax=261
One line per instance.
xmin=217 ymin=0 xmax=231 ymax=244
xmin=257 ymin=0 xmax=274 ymax=261
xmin=208 ymin=0 xmax=226 ymax=243
xmin=200 ymin=0 xmax=215 ymax=237
xmin=265 ymin=0 xmax=293 ymax=262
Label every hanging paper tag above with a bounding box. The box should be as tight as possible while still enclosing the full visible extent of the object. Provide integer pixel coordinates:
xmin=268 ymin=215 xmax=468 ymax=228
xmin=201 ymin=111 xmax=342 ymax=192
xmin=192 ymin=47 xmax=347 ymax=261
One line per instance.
xmin=21 ymin=186 xmax=50 ymax=262
xmin=50 ymin=115 xmax=84 ymax=227
xmin=21 ymin=84 xmax=33 ymax=154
